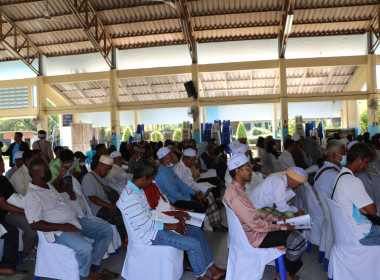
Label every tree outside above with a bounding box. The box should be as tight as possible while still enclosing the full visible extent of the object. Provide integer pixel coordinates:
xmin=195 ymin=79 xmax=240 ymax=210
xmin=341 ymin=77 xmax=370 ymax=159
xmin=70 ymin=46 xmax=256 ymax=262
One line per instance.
xmin=151 ymin=131 xmax=163 ymax=142
xmin=236 ymin=121 xmax=247 ymax=139
xmin=122 ymin=126 xmax=133 ymax=142
xmin=173 ymin=128 xmax=182 ymax=142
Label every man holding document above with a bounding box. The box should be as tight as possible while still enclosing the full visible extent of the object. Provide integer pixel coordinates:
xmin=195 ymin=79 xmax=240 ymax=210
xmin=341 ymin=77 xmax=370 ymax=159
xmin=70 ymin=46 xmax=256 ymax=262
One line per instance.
xmin=224 ymin=153 xmax=303 ymax=280
xmin=118 ymin=159 xmax=226 ymax=280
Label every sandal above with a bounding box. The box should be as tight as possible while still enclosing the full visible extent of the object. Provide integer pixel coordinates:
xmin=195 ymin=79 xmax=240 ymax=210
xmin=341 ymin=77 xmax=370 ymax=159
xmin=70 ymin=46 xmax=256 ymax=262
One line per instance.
xmin=101 ymin=269 xmax=119 ymax=279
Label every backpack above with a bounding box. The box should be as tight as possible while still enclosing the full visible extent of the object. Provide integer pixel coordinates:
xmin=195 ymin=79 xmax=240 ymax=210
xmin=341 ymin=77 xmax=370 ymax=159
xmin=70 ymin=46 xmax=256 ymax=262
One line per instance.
xmin=286 ymin=231 xmax=307 ymax=261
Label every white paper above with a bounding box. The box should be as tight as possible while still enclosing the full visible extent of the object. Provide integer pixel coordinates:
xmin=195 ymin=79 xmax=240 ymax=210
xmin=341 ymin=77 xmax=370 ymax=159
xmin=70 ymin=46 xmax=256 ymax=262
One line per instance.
xmin=184 ymin=211 xmax=205 ymax=227
xmin=155 ymin=197 xmax=176 ymax=213
xmin=0 ymin=224 xmax=7 ymax=237
xmin=305 ymin=165 xmax=318 ymax=174
xmin=6 ymin=193 xmax=24 ymax=208
xmin=151 ymin=210 xmax=179 ymax=224
xmin=197 ymin=182 xmax=216 ymax=193
xmin=64 ymin=158 xmax=80 ymax=177
xmin=277 ymin=214 xmax=312 ymax=229
xmin=199 ymin=169 xmax=217 ymax=179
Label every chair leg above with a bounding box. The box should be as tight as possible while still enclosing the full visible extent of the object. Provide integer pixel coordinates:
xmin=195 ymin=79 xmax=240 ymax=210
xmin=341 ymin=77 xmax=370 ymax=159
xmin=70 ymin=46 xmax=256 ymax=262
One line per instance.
xmin=17 ymin=251 xmax=23 ymax=265
xmin=324 ymin=258 xmax=329 ymax=272
xmin=306 ymin=241 xmax=312 ymax=253
xmin=277 ymin=255 xmax=287 ymax=280
xmin=35 ymin=277 xmax=40 ymax=280
xmin=275 ymin=259 xmax=279 ymax=273
xmin=318 ymin=251 xmax=324 ymax=263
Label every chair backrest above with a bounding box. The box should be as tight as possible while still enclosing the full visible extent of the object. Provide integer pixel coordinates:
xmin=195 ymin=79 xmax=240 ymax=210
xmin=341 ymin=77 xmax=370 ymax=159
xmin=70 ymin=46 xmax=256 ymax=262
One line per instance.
xmin=37 ymin=231 xmax=47 ymax=245
xmin=357 ymin=172 xmax=375 ymax=201
xmin=303 ymin=182 xmax=323 ymax=216
xmin=316 ymin=189 xmax=330 ymax=221
xmin=222 ymin=200 xmax=251 ymax=248
xmin=325 ymin=198 xmax=360 ymax=246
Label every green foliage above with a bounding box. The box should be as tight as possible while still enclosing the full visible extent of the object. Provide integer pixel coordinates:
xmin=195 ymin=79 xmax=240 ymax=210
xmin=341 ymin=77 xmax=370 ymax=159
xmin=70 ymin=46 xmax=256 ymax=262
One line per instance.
xmin=173 ymin=128 xmax=182 ymax=142
xmin=236 ymin=122 xmax=247 ymax=139
xmin=1 ymin=143 xmax=7 ymax=152
xmin=151 ymin=131 xmax=163 ymax=142
xmin=288 ymin=119 xmax=296 ymax=136
xmin=359 ymin=100 xmax=368 ymax=133
xmin=251 ymin=127 xmax=272 ymax=136
xmin=122 ymin=126 xmax=133 ymax=142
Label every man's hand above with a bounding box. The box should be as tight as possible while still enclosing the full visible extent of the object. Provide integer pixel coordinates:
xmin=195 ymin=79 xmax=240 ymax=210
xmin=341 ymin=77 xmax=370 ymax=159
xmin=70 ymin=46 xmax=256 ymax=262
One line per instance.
xmin=108 ymin=204 xmax=118 ymax=211
xmin=59 ymin=167 xmax=66 ymax=177
xmin=66 ymin=189 xmax=76 ymax=201
xmin=60 ymin=223 xmax=77 ymax=233
xmin=279 ymin=216 xmax=287 ymax=223
xmin=173 ymin=221 xmax=187 ymax=235
xmin=286 ymin=224 xmax=295 ymax=231
xmin=297 ymin=208 xmax=305 ymax=216
xmin=275 ymin=245 xmax=287 ymax=251
xmin=195 ymin=192 xmax=207 ymax=203
xmin=174 ymin=211 xmax=191 ymax=220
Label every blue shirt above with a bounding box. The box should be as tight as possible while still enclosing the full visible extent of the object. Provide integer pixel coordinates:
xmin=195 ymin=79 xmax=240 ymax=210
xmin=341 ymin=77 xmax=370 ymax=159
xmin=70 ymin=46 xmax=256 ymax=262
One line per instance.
xmin=314 ymin=161 xmax=341 ymax=197
xmin=12 ymin=143 xmax=20 ymax=165
xmin=155 ymin=164 xmax=196 ymax=203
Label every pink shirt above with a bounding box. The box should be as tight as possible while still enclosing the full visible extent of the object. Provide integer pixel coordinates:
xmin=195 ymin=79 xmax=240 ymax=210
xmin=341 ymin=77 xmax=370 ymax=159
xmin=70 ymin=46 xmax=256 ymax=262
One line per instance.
xmin=224 ymin=180 xmax=287 ymax=248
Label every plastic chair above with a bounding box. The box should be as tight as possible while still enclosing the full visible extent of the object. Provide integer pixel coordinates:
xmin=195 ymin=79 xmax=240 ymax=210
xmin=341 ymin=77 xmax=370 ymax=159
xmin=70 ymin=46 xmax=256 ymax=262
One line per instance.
xmin=316 ymin=189 xmax=333 ymax=271
xmin=34 ymin=231 xmax=80 ymax=280
xmin=357 ymin=172 xmax=375 ymax=201
xmin=223 ymin=201 xmax=287 ymax=280
xmin=302 ymin=182 xmax=323 ymax=248
xmin=325 ymin=198 xmax=380 ymax=280
xmin=116 ymin=200 xmax=184 ymax=280
xmin=369 ymin=173 xmax=380 ymax=216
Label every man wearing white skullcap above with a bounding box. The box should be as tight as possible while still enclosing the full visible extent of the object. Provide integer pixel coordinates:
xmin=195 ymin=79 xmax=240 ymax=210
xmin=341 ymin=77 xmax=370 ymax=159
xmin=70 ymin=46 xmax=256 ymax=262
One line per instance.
xmin=252 ymin=167 xmax=307 ymax=218
xmin=32 ymin=130 xmax=54 ymax=164
xmin=5 ymin=151 xmax=24 ymax=180
xmin=224 ymin=155 xmax=303 ymax=279
xmin=174 ymin=149 xmax=227 ymax=232
xmin=82 ymin=154 xmax=126 ymax=241
xmin=225 ymin=141 xmax=249 ymax=188
xmin=106 ymin=151 xmax=132 ymax=194
xmin=155 ymin=148 xmax=208 ymax=213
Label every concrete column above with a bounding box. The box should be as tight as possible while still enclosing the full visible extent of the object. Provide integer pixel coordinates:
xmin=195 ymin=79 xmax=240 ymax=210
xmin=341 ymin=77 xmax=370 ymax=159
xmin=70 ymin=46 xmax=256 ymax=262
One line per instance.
xmin=272 ymin=103 xmax=278 ymax=138
xmin=202 ymin=106 xmax=207 ymax=124
xmin=109 ymin=69 xmax=121 ymax=148
xmin=134 ymin=110 xmax=141 ymax=127
xmin=279 ymin=58 xmax=289 ymax=142
xmin=72 ymin=113 xmax=80 ymax=123
xmin=367 ymin=54 xmax=379 ymax=136
xmin=36 ymin=76 xmax=48 ymax=132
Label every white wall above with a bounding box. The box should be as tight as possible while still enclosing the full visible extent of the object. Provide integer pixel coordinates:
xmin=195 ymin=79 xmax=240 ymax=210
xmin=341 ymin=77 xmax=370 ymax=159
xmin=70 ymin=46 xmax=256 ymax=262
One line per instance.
xmin=0 ymin=60 xmax=37 ymax=81
xmin=217 ymin=104 xmax=274 ymax=121
xmin=287 ymin=101 xmax=343 ymax=119
xmin=78 ymin=111 xmax=135 ymax=127
xmin=140 ymin=107 xmax=192 ymax=124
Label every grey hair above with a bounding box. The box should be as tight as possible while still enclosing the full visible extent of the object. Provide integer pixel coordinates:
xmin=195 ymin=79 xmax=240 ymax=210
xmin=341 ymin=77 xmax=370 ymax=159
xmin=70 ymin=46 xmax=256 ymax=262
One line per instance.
xmin=325 ymin=139 xmax=344 ymax=158
xmin=28 ymin=158 xmax=45 ymax=178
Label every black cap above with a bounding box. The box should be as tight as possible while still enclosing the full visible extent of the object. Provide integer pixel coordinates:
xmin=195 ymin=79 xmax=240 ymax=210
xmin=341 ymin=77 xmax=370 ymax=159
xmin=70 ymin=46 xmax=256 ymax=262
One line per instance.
xmin=74 ymin=151 xmax=88 ymax=159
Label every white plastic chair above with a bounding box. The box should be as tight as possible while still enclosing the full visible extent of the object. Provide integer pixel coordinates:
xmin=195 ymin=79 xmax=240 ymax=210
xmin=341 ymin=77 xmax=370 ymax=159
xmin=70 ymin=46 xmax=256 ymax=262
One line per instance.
xmin=302 ymin=182 xmax=323 ymax=248
xmin=325 ymin=198 xmax=380 ymax=280
xmin=116 ymin=200 xmax=184 ymax=280
xmin=316 ymin=189 xmax=333 ymax=271
xmin=223 ymin=201 xmax=286 ymax=280
xmin=357 ymin=172 xmax=375 ymax=201
xmin=35 ymin=231 xmax=80 ymax=280
xmin=369 ymin=173 xmax=380 ymax=216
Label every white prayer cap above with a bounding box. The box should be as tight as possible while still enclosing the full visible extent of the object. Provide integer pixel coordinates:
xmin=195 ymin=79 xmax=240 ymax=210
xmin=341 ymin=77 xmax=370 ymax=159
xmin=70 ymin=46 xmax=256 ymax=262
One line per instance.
xmin=347 ymin=140 xmax=358 ymax=150
xmin=227 ymin=153 xmax=248 ymax=170
xmin=183 ymin=148 xmax=196 ymax=157
xmin=291 ymin=134 xmax=301 ymax=142
xmin=229 ymin=140 xmax=241 ymax=151
xmin=110 ymin=151 xmax=122 ymax=159
xmin=15 ymin=151 xmax=24 ymax=160
xmin=99 ymin=155 xmax=113 ymax=166
xmin=157 ymin=147 xmax=171 ymax=160
xmin=233 ymin=143 xmax=248 ymax=155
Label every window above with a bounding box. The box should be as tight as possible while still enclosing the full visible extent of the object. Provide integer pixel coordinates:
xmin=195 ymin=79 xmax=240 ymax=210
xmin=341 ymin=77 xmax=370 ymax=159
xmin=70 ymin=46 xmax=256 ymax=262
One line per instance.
xmin=0 ymin=87 xmax=29 ymax=109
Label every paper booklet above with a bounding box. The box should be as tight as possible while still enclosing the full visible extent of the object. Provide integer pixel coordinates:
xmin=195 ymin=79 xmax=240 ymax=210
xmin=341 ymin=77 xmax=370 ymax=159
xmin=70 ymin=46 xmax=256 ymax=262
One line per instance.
xmin=185 ymin=212 xmax=206 ymax=227
xmin=277 ymin=214 xmax=313 ymax=230
xmin=6 ymin=193 xmax=24 ymax=209
xmin=64 ymin=158 xmax=80 ymax=177
xmin=199 ymin=169 xmax=217 ymax=179
xmin=197 ymin=182 xmax=216 ymax=194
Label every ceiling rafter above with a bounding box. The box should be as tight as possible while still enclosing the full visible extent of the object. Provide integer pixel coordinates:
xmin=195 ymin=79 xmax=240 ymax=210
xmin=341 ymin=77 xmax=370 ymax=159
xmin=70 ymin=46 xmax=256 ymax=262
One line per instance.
xmin=62 ymin=0 xmax=114 ymax=68
xmin=0 ymin=10 xmax=40 ymax=75
xmin=278 ymin=0 xmax=295 ymax=58
xmin=177 ymin=0 xmax=197 ymax=63
xmin=369 ymin=6 xmax=380 ymax=53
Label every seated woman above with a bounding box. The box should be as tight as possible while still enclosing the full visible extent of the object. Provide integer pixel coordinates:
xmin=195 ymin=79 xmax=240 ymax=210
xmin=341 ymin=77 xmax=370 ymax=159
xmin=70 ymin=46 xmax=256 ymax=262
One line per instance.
xmin=118 ymin=159 xmax=226 ymax=280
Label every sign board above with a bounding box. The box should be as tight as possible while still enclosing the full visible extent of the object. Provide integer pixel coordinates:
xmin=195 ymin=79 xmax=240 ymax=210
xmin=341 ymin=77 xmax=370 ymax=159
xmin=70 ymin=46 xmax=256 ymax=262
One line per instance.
xmin=62 ymin=114 xmax=73 ymax=127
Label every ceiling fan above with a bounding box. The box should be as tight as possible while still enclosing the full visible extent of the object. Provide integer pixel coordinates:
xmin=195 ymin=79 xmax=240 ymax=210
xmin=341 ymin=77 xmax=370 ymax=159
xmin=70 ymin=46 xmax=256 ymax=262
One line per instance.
xmin=36 ymin=0 xmax=67 ymax=25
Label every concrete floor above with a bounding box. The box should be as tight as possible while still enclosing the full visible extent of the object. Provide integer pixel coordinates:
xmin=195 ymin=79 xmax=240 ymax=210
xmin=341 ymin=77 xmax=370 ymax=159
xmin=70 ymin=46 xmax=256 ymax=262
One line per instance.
xmin=15 ymin=203 xmax=329 ymax=280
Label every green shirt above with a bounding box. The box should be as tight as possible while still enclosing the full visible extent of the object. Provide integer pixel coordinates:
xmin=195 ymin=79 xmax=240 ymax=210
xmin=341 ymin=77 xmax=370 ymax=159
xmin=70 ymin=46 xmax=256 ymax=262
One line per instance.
xmin=50 ymin=157 xmax=81 ymax=183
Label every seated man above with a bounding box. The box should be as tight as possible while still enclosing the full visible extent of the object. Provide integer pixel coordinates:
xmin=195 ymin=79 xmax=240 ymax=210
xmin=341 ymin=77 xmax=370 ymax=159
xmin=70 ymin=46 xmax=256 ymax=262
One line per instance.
xmin=174 ymin=148 xmax=227 ymax=232
xmin=127 ymin=145 xmax=145 ymax=173
xmin=155 ymin=147 xmax=208 ymax=213
xmin=224 ymin=154 xmax=302 ymax=280
xmin=0 ymin=156 xmax=37 ymax=262
xmin=5 ymin=151 xmax=23 ymax=180
xmin=10 ymin=150 xmax=37 ymax=196
xmin=106 ymin=151 xmax=132 ymax=194
xmin=252 ymin=167 xmax=307 ymax=218
xmin=332 ymin=143 xmax=380 ymax=246
xmin=118 ymin=159 xmax=226 ymax=280
xmin=74 ymin=151 xmax=89 ymax=183
xmin=291 ymin=135 xmax=310 ymax=170
xmin=278 ymin=139 xmax=296 ymax=171
xmin=49 ymin=146 xmax=63 ymax=167
xmin=0 ymin=220 xmax=20 ymax=276
xmin=82 ymin=155 xmax=126 ymax=242
xmin=23 ymin=159 xmax=115 ymax=280
xmin=90 ymin=144 xmax=108 ymax=171
xmin=314 ymin=139 xmax=346 ymax=197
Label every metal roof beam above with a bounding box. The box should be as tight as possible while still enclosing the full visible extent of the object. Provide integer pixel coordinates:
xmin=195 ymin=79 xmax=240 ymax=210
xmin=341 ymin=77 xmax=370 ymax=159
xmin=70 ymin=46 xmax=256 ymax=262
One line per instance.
xmin=62 ymin=0 xmax=114 ymax=69
xmin=369 ymin=7 xmax=380 ymax=54
xmin=177 ymin=0 xmax=197 ymax=63
xmin=278 ymin=0 xmax=294 ymax=58
xmin=0 ymin=10 xmax=40 ymax=75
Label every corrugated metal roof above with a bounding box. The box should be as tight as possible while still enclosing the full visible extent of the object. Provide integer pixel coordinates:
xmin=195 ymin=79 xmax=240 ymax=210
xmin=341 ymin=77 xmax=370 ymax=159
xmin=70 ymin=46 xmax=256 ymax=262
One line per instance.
xmin=0 ymin=0 xmax=377 ymax=59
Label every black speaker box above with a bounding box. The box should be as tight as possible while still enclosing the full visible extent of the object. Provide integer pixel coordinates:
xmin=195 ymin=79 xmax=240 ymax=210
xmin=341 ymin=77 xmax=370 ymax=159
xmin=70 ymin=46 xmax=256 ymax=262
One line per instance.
xmin=184 ymin=81 xmax=198 ymax=99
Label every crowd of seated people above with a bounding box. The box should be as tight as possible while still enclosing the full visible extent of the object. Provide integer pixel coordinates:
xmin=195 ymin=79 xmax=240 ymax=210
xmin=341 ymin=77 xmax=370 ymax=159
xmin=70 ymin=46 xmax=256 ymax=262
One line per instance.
xmin=0 ymin=129 xmax=379 ymax=279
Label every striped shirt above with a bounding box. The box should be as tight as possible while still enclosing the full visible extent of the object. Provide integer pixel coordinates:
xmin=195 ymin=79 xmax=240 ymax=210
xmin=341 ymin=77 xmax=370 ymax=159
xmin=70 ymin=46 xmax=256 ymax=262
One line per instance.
xmin=118 ymin=181 xmax=164 ymax=245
